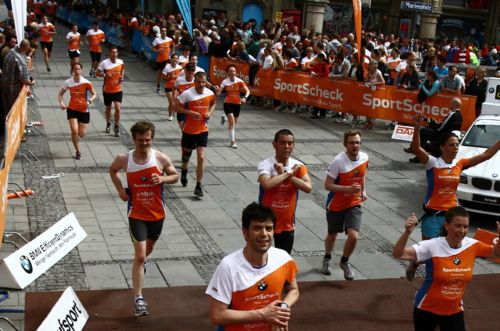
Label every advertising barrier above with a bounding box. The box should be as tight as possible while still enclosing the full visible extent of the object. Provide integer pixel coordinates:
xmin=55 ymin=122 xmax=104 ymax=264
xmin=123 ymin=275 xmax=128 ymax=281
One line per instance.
xmin=0 ymin=88 xmax=28 ymax=247
xmin=37 ymin=287 xmax=89 ymax=331
xmin=0 ymin=213 xmax=87 ymax=289
xmin=209 ymin=57 xmax=476 ymax=130
xmin=474 ymin=228 xmax=500 ymax=263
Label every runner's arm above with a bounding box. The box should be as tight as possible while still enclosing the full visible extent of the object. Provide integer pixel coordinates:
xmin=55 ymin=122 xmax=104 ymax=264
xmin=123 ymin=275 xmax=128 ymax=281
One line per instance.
xmin=466 ymin=140 xmax=500 ymax=168
xmin=57 ymin=86 xmax=67 ymax=110
xmin=289 ymin=172 xmax=312 ymax=193
xmin=155 ymin=153 xmax=179 ymax=185
xmin=410 ymin=117 xmax=430 ymax=164
xmin=324 ymin=174 xmax=361 ymax=194
xmin=258 ymin=173 xmax=291 ymax=191
xmin=88 ymin=85 xmax=97 ymax=104
xmin=392 ymin=213 xmax=419 ymax=261
xmin=207 ymin=99 xmax=216 ymax=119
xmin=240 ymin=84 xmax=250 ymax=102
xmin=282 ymin=278 xmax=299 ymax=308
xmin=109 ymin=154 xmax=129 ymax=201
xmin=210 ymin=298 xmax=290 ymax=327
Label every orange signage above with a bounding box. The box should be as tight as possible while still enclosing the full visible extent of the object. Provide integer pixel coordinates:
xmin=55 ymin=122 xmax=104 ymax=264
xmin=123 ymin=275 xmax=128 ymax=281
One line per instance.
xmin=474 ymin=228 xmax=500 ymax=263
xmin=209 ymin=57 xmax=476 ymax=130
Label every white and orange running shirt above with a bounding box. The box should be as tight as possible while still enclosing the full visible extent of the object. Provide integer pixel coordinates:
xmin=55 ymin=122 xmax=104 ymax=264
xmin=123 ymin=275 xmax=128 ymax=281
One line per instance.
xmin=97 ymin=58 xmax=125 ymax=93
xmin=86 ymin=29 xmax=105 ymax=53
xmin=206 ymin=247 xmax=298 ymax=331
xmin=66 ymin=31 xmax=80 ymax=50
xmin=162 ymin=63 xmax=183 ymax=89
xmin=284 ymin=58 xmax=298 ymax=70
xmin=178 ymin=54 xmax=189 ymax=67
xmin=326 ymin=151 xmax=369 ymax=212
xmin=424 ymin=156 xmax=471 ymax=211
xmin=220 ymin=77 xmax=247 ymax=105
xmin=61 ymin=77 xmax=93 ymax=112
xmin=413 ymin=237 xmax=492 ymax=315
xmin=258 ymin=157 xmax=308 ymax=234
xmin=179 ymin=66 xmax=205 ymax=77
xmin=39 ymin=22 xmax=55 ymax=43
xmin=177 ymin=87 xmax=215 ymax=134
xmin=152 ymin=36 xmax=173 ymax=62
xmin=126 ymin=149 xmax=166 ymax=221
xmin=174 ymin=76 xmax=195 ymax=94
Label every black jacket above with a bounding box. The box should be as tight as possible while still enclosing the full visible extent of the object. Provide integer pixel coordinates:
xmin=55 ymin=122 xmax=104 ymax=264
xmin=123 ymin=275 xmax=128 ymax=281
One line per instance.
xmin=429 ymin=110 xmax=463 ymax=133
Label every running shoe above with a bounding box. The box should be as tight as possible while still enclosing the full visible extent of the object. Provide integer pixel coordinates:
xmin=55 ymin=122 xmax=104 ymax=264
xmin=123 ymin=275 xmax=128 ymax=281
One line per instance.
xmin=167 ymin=116 xmax=173 ymax=121
xmin=114 ymin=126 xmax=120 ymax=137
xmin=194 ymin=184 xmax=204 ymax=198
xmin=47 ymin=66 xmax=51 ymax=72
xmin=134 ymin=298 xmax=149 ymax=316
xmin=156 ymin=86 xmax=161 ymax=94
xmin=181 ymin=173 xmax=188 ymax=187
xmin=321 ymin=257 xmax=332 ymax=276
xmin=75 ymin=151 xmax=81 ymax=160
xmin=406 ymin=261 xmax=417 ymax=281
xmin=105 ymin=123 xmax=111 ymax=133
xmin=231 ymin=142 xmax=238 ymax=149
xmin=220 ymin=115 xmax=226 ymax=125
xmin=339 ymin=261 xmax=355 ymax=280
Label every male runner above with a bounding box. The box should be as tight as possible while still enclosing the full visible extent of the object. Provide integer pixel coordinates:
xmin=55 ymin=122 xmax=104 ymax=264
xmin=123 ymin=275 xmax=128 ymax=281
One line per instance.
xmin=322 ymin=129 xmax=368 ymax=280
xmin=258 ymin=129 xmax=312 ymax=254
xmin=152 ymin=27 xmax=174 ymax=93
xmin=96 ymin=46 xmax=124 ymax=137
xmin=217 ymin=65 xmax=250 ymax=148
xmin=176 ymin=72 xmax=216 ymax=197
xmin=86 ymin=21 xmax=106 ymax=77
xmin=109 ymin=121 xmax=179 ymax=316
xmin=38 ymin=15 xmax=56 ymax=72
xmin=206 ymin=202 xmax=299 ymax=330
xmin=173 ymin=63 xmax=196 ymax=130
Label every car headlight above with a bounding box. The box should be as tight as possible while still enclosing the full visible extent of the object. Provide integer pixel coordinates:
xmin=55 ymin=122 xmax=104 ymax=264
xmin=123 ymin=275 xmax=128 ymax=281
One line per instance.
xmin=459 ymin=173 xmax=468 ymax=184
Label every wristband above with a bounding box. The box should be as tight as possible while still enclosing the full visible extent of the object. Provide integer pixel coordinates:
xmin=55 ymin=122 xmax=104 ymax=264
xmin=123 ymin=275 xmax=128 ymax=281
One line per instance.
xmin=279 ymin=302 xmax=289 ymax=309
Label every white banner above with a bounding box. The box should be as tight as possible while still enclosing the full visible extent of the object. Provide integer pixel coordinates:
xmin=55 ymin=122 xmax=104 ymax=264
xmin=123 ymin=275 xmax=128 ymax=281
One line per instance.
xmin=37 ymin=287 xmax=89 ymax=331
xmin=0 ymin=213 xmax=87 ymax=289
xmin=11 ymin=0 xmax=27 ymax=45
xmin=391 ymin=124 xmax=415 ymax=142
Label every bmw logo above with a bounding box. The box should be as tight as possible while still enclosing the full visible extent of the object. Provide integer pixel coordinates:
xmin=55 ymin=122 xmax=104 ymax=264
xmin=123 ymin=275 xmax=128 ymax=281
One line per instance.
xmin=354 ymin=170 xmax=359 ymax=176
xmin=493 ymin=173 xmax=498 ymax=178
xmin=489 ymin=87 xmax=494 ymax=94
xmin=257 ymin=281 xmax=268 ymax=291
xmin=140 ymin=176 xmax=147 ymax=182
xmin=20 ymin=256 xmax=33 ymax=274
xmin=453 ymin=257 xmax=461 ymax=265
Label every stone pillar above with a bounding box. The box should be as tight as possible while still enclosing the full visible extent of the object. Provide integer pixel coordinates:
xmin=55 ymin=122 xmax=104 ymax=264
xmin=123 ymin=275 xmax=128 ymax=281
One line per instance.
xmin=485 ymin=0 xmax=499 ymax=44
xmin=388 ymin=0 xmax=401 ymax=36
xmin=304 ymin=0 xmax=329 ymax=33
xmin=418 ymin=0 xmax=442 ymax=40
xmin=195 ymin=0 xmax=210 ymax=20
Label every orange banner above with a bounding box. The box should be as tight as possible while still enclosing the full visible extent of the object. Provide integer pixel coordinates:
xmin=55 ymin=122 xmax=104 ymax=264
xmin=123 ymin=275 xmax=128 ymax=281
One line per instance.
xmin=474 ymin=228 xmax=500 ymax=263
xmin=209 ymin=57 xmax=476 ymax=130
xmin=0 ymin=87 xmax=28 ymax=248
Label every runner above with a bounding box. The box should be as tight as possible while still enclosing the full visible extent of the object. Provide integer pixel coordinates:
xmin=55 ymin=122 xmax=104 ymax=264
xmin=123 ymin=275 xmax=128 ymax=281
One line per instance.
xmin=57 ymin=63 xmax=96 ymax=160
xmin=404 ymin=115 xmax=500 ymax=281
xmin=172 ymin=63 xmax=196 ymax=130
xmin=96 ymin=46 xmax=125 ymax=137
xmin=178 ymin=53 xmax=205 ymax=77
xmin=65 ymin=24 xmax=81 ymax=69
xmin=217 ymin=65 xmax=250 ymax=149
xmin=86 ymin=21 xmax=106 ymax=78
xmin=176 ymin=71 xmax=216 ymax=197
xmin=206 ymin=202 xmax=299 ymax=330
xmin=257 ymin=129 xmax=312 ymax=254
xmin=109 ymin=121 xmax=179 ymax=317
xmin=322 ymin=129 xmax=368 ymax=280
xmin=162 ymin=53 xmax=183 ymax=121
xmin=38 ymin=15 xmax=56 ymax=72
xmin=152 ymin=27 xmax=174 ymax=94
xmin=393 ymin=207 xmax=500 ymax=331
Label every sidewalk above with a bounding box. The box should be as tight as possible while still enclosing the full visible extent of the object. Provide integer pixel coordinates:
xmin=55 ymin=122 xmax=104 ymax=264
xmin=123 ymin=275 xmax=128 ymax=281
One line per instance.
xmin=1 ymin=22 xmax=499 ymax=330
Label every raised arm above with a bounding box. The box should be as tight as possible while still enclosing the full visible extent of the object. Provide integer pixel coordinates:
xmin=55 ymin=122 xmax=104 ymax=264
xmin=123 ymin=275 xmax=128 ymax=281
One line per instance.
xmin=392 ymin=213 xmax=419 ymax=261
xmin=410 ymin=116 xmax=430 ymax=164
xmin=466 ymin=140 xmax=500 ymax=168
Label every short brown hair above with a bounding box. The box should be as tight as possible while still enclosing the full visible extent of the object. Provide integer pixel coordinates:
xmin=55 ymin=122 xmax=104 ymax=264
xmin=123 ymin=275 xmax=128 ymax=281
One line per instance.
xmin=343 ymin=129 xmax=361 ymax=145
xmin=130 ymin=121 xmax=155 ymax=139
xmin=71 ymin=62 xmax=83 ymax=72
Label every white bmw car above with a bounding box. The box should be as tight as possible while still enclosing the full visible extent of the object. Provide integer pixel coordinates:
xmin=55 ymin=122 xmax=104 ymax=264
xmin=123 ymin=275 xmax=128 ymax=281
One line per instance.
xmin=457 ymin=114 xmax=500 ymax=216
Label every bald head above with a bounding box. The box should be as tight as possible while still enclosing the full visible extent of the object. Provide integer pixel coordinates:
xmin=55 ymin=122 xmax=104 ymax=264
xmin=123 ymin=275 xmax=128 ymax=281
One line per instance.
xmin=19 ymin=39 xmax=30 ymax=53
xmin=451 ymin=98 xmax=461 ymax=110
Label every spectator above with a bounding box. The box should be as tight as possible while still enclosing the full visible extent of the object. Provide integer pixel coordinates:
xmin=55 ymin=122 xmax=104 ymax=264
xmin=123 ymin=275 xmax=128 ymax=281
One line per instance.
xmin=418 ymin=70 xmax=440 ymax=103
xmin=434 ymin=56 xmax=448 ymax=79
xmin=398 ymin=63 xmax=420 ymax=90
xmin=440 ymin=65 xmax=464 ymax=95
xmin=310 ymin=52 xmax=330 ymax=119
xmin=420 ymin=47 xmax=436 ymax=72
xmin=300 ymin=46 xmax=314 ymax=72
xmin=465 ymin=67 xmax=488 ymax=117
xmin=386 ymin=48 xmax=401 ymax=85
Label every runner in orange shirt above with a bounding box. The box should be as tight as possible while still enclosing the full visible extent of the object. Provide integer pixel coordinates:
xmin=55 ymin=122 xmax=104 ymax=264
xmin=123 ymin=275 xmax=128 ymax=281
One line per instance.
xmin=176 ymin=72 xmax=216 ymax=197
xmin=217 ymin=65 xmax=250 ymax=149
xmin=96 ymin=46 xmax=124 ymax=137
xmin=206 ymin=202 xmax=299 ymax=331
xmin=322 ymin=129 xmax=368 ymax=280
xmin=57 ymin=63 xmax=96 ymax=160
xmin=393 ymin=207 xmax=500 ymax=331
xmin=152 ymin=27 xmax=174 ymax=94
xmin=46 ymin=0 xmax=57 ymax=18
xmin=258 ymin=129 xmax=312 ymax=254
xmin=173 ymin=63 xmax=196 ymax=130
xmin=86 ymin=21 xmax=106 ymax=78
xmin=65 ymin=24 xmax=81 ymax=69
xmin=162 ymin=53 xmax=183 ymax=121
xmin=109 ymin=121 xmax=179 ymax=317
xmin=38 ymin=15 xmax=56 ymax=72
